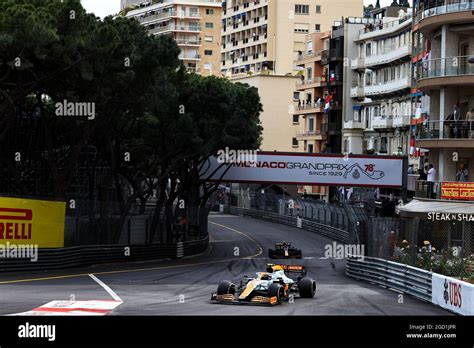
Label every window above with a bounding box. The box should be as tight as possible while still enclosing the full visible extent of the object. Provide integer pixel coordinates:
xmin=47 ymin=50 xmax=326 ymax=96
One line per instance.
xmin=292 ymin=137 xmax=299 ymax=147
xmin=205 ymin=22 xmax=214 ymax=28
xmin=294 ymin=23 xmax=309 ymax=33
xmin=204 ymin=63 xmax=212 ymax=70
xmin=315 ymin=24 xmax=321 ymax=32
xmin=308 ymin=144 xmax=314 ymax=153
xmin=295 ymin=4 xmax=309 ymax=14
xmin=308 ymin=118 xmax=315 ymax=132
xmin=316 ymin=5 xmax=321 ymax=13
xmin=205 ymin=36 xmax=213 ymax=42
xmin=293 ymin=115 xmax=299 ymax=124
xmin=204 ymin=50 xmax=213 ymax=56
xmin=206 ymin=8 xmax=214 ymax=15
xmin=293 ymin=91 xmax=300 ymax=100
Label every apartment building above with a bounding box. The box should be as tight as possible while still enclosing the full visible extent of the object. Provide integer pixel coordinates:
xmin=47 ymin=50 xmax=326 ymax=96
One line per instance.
xmin=398 ymin=0 xmax=474 ymax=267
xmin=345 ymin=7 xmax=413 ymax=157
xmin=124 ymin=0 xmax=222 ymax=76
xmin=221 ymin=0 xmax=364 ymax=76
xmin=412 ymin=0 xmax=474 ymax=184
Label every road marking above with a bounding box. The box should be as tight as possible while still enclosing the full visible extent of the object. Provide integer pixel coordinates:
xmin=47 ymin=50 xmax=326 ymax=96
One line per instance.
xmin=10 ymin=300 xmax=122 ymax=316
xmin=209 ymin=221 xmax=263 ymax=259
xmin=89 ymin=274 xmax=123 ymax=302
xmin=0 ymin=221 xmax=263 ymax=285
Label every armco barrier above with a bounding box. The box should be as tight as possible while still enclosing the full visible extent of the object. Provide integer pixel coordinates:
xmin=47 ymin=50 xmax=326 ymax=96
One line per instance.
xmin=0 ymin=236 xmax=209 ymax=272
xmin=346 ymin=256 xmax=432 ymax=302
xmin=227 ymin=206 xmax=350 ymax=243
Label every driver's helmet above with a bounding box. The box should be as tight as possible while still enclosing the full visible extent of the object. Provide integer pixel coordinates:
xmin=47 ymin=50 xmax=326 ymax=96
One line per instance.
xmin=261 ymin=273 xmax=272 ymax=280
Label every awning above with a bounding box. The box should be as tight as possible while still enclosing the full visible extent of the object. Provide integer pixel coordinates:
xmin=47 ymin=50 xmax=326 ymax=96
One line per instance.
xmin=399 ymin=199 xmax=474 ymax=218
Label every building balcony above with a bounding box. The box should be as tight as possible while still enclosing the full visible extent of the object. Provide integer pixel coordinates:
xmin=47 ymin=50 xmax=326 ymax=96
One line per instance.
xmin=179 ymin=53 xmax=202 ymax=60
xmin=350 ymin=86 xmax=364 ymax=98
xmin=350 ymin=57 xmax=365 ymax=70
xmin=296 ymin=50 xmax=323 ymax=64
xmin=296 ymin=76 xmax=324 ymax=90
xmin=295 ymin=102 xmax=324 ymax=115
xmin=415 ymin=0 xmax=474 ymax=33
xmin=371 ymin=116 xmax=393 ymax=130
xmin=137 ymin=10 xmax=177 ymax=24
xmin=343 ymin=120 xmax=365 ymax=129
xmin=175 ymin=38 xmax=201 ymax=47
xmin=417 ymin=56 xmax=474 ymax=91
xmin=150 ymin=25 xmax=202 ymax=35
xmin=364 ymin=45 xmax=411 ymax=68
xmin=359 ymin=15 xmax=412 ymax=40
xmin=296 ymin=130 xmax=327 ymax=141
xmin=364 ymin=77 xmax=411 ymax=97
xmin=392 ymin=115 xmax=411 ymax=128
xmin=415 ymin=120 xmax=474 ymax=147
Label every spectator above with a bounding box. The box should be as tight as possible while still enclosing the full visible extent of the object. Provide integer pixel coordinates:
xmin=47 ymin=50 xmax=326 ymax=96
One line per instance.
xmin=418 ymin=168 xmax=427 ymax=181
xmin=456 ymin=163 xmax=469 ymax=182
xmin=427 ymin=164 xmax=437 ymax=199
xmin=466 ymin=108 xmax=474 ymax=137
xmin=453 ymin=104 xmax=461 ymax=138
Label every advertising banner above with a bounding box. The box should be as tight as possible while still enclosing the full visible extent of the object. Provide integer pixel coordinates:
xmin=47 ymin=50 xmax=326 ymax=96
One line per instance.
xmin=432 ymin=273 xmax=474 ymax=315
xmin=0 ymin=197 xmax=66 ymax=248
xmin=200 ymin=152 xmax=404 ymax=188
xmin=441 ymin=182 xmax=474 ymax=200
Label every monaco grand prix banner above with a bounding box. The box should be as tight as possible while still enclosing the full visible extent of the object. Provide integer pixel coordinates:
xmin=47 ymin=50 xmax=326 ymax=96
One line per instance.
xmin=432 ymin=273 xmax=474 ymax=316
xmin=200 ymin=152 xmax=405 ymax=188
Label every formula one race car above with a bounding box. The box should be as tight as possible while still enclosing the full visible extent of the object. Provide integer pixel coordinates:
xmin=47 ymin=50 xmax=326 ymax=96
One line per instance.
xmin=268 ymin=242 xmax=302 ymax=259
xmin=211 ymin=264 xmax=316 ymax=305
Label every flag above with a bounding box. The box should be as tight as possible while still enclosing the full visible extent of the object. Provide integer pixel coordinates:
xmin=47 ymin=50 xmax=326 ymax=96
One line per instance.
xmin=409 ymin=137 xmax=416 ymax=156
xmin=324 ymin=95 xmax=332 ymax=113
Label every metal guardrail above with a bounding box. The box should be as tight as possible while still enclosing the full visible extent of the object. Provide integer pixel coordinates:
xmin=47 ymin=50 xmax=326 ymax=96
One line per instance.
xmin=227 ymin=206 xmax=350 ymax=244
xmin=346 ymin=256 xmax=432 ymax=302
xmin=0 ymin=237 xmax=209 ymax=272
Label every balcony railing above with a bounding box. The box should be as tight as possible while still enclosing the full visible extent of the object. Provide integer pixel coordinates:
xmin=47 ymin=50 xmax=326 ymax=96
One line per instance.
xmin=296 ymin=129 xmax=327 ymax=139
xmin=415 ymin=180 xmax=441 ymax=200
xmin=296 ymin=76 xmax=323 ymax=86
xmin=360 ymin=14 xmax=412 ymax=35
xmin=296 ymin=50 xmax=323 ymax=62
xmin=137 ymin=10 xmax=176 ymax=23
xmin=364 ymin=77 xmax=410 ymax=96
xmin=416 ymin=120 xmax=474 ymax=140
xmin=296 ymin=102 xmax=324 ymax=112
xmin=179 ymin=53 xmax=202 ymax=60
xmin=418 ymin=56 xmax=474 ymax=79
xmin=415 ymin=0 xmax=474 ymax=23
xmin=392 ymin=115 xmax=411 ymax=128
xmin=371 ymin=116 xmax=393 ymax=129
xmin=175 ymin=38 xmax=201 ymax=46
xmin=364 ymin=45 xmax=411 ymax=67
xmin=150 ymin=25 xmax=201 ymax=34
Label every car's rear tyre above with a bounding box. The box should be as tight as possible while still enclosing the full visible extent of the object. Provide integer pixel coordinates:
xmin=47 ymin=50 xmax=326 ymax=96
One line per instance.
xmin=298 ymin=277 xmax=316 ymax=298
xmin=217 ymin=280 xmax=236 ymax=295
xmin=268 ymin=283 xmax=285 ymax=304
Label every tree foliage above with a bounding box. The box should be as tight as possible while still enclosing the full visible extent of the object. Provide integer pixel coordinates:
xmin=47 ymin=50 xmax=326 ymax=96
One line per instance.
xmin=0 ymin=0 xmax=262 ymax=243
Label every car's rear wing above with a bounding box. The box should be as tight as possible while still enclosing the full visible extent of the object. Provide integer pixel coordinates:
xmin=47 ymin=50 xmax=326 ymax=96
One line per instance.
xmin=275 ymin=242 xmax=291 ymax=248
xmin=267 ymin=263 xmax=307 ymax=277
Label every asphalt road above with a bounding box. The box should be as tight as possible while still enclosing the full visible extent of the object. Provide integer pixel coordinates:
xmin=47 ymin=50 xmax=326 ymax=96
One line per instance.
xmin=0 ymin=213 xmax=450 ymax=315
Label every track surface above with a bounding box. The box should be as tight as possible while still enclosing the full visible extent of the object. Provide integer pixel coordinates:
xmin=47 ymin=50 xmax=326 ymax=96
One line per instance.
xmin=0 ymin=213 xmax=450 ymax=315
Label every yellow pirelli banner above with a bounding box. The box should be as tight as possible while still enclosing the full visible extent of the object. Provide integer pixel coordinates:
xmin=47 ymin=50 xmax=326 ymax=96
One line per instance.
xmin=0 ymin=197 xmax=66 ymax=248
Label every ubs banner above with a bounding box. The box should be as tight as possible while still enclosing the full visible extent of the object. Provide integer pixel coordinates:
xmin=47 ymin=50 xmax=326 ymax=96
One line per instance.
xmin=200 ymin=152 xmax=404 ymax=188
xmin=0 ymin=197 xmax=66 ymax=248
xmin=432 ymin=273 xmax=474 ymax=315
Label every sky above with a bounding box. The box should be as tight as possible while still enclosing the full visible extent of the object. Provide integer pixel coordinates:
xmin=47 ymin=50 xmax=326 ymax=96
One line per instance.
xmin=80 ymin=0 xmax=412 ymax=19
xmin=81 ymin=0 xmax=121 ymax=18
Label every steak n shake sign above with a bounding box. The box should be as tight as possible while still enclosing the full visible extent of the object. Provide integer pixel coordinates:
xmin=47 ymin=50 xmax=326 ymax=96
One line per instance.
xmin=200 ymin=152 xmax=405 ymax=188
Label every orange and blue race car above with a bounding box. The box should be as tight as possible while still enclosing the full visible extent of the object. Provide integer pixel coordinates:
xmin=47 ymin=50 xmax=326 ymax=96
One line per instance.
xmin=210 ymin=264 xmax=316 ymax=305
xmin=268 ymin=241 xmax=302 ymax=259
